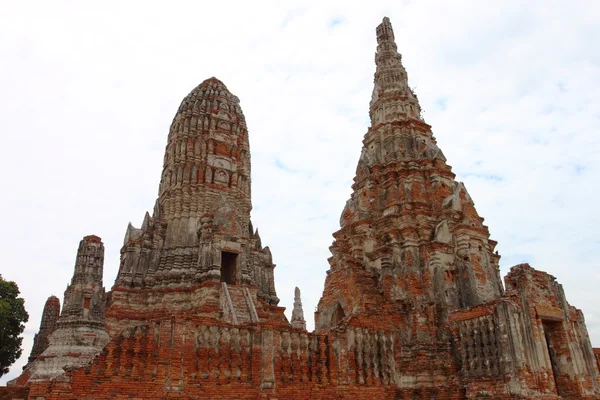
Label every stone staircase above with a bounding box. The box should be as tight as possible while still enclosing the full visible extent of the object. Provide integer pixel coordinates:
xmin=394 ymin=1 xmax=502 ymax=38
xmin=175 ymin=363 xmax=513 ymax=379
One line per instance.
xmin=221 ymin=283 xmax=259 ymax=325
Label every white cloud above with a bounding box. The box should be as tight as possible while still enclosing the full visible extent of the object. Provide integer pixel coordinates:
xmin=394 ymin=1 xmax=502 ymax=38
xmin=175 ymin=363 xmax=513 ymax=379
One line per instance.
xmin=1 ymin=0 xmax=599 ymax=383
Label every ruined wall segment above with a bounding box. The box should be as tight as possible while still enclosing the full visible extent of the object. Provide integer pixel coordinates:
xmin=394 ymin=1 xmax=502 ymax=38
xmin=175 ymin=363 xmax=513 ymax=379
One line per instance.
xmin=447 ymin=264 xmax=600 ymax=398
xmin=503 ymin=264 xmax=600 ymax=397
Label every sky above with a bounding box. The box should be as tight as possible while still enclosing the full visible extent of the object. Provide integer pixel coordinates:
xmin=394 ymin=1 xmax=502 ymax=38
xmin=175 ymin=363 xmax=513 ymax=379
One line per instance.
xmin=1 ymin=0 xmax=599 ymax=384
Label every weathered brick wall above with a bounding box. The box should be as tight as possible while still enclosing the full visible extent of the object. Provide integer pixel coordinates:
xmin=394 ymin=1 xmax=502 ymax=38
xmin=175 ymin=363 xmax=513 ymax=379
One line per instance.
xmin=25 ymin=317 xmax=468 ymax=399
xmin=0 ymin=387 xmax=29 ymax=400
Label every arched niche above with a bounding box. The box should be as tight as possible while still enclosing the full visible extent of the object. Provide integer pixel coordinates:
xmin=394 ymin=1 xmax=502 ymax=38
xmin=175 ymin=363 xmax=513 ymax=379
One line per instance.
xmin=331 ymin=303 xmax=346 ymax=326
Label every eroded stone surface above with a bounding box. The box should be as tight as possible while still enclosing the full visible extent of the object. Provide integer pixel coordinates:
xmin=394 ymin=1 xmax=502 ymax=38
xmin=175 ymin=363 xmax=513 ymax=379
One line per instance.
xmin=5 ymin=16 xmax=600 ymax=400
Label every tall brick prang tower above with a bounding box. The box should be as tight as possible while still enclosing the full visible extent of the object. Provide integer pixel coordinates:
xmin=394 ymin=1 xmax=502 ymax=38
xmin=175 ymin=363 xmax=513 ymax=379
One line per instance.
xmin=314 ymin=16 xmax=504 ymax=392
xmin=114 ymin=77 xmax=277 ymax=303
xmin=106 ymin=78 xmax=284 ymax=337
xmin=19 ymin=235 xmax=109 ymax=383
xmin=317 ymin=16 xmax=503 ymax=328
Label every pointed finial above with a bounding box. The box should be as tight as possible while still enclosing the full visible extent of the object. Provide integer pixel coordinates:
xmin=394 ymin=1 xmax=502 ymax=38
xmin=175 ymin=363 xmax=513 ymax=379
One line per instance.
xmin=153 ymin=199 xmax=161 ymax=219
xmin=124 ymin=222 xmax=134 ymax=245
xmin=254 ymin=228 xmax=262 ymax=249
xmin=370 ymin=16 xmax=422 ymax=125
xmin=376 ymin=16 xmax=395 ymax=44
xmin=142 ymin=211 xmax=151 ymax=231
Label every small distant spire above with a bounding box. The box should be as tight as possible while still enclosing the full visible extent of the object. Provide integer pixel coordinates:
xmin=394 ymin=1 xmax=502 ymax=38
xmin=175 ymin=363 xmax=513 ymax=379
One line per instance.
xmin=290 ymin=287 xmax=306 ymax=330
xmin=26 ymin=296 xmax=60 ymax=365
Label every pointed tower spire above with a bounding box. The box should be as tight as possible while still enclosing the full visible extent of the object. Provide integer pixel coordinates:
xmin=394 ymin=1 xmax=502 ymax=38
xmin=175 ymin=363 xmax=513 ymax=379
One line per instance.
xmin=316 ymin=17 xmax=503 ymax=333
xmin=290 ymin=287 xmax=306 ymax=330
xmin=370 ymin=17 xmax=422 ymax=125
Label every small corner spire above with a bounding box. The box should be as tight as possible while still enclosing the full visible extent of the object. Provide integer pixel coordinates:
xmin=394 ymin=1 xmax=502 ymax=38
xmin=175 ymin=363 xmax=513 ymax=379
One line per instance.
xmin=290 ymin=286 xmax=306 ymax=330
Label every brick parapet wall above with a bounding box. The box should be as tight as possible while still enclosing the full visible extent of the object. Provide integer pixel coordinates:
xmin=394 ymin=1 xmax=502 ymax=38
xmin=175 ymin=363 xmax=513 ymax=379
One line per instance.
xmin=24 ymin=317 xmax=467 ymax=399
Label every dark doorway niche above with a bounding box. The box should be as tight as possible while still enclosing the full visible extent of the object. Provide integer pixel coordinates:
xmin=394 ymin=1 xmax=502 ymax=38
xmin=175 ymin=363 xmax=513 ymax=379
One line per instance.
xmin=331 ymin=303 xmax=345 ymax=326
xmin=83 ymin=297 xmax=91 ymax=319
xmin=221 ymin=251 xmax=238 ymax=285
xmin=543 ymin=321 xmax=563 ymax=396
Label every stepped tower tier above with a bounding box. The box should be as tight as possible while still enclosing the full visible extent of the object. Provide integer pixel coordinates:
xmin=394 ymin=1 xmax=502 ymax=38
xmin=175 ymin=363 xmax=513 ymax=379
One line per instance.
xmin=114 ymin=77 xmax=278 ymax=306
xmin=316 ymin=17 xmax=504 ymax=333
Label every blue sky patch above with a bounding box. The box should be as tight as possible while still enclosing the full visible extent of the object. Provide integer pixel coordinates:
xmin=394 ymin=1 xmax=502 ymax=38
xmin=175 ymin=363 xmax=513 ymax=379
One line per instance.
xmin=330 ymin=17 xmax=344 ymax=27
xmin=435 ymin=97 xmax=448 ymax=111
xmin=463 ymin=172 xmax=503 ymax=182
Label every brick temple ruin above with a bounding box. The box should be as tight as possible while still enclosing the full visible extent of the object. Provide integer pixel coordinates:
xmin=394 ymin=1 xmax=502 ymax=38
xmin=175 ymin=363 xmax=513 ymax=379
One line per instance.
xmin=4 ymin=17 xmax=600 ymax=399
